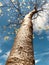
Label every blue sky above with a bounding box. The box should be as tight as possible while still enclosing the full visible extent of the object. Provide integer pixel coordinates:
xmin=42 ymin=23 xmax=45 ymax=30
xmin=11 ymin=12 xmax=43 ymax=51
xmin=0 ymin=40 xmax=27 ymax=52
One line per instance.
xmin=0 ymin=0 xmax=49 ymax=65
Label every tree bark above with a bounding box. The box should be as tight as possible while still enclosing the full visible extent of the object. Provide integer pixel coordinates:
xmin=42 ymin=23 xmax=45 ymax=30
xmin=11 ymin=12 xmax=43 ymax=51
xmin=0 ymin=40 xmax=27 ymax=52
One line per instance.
xmin=6 ymin=10 xmax=36 ymax=65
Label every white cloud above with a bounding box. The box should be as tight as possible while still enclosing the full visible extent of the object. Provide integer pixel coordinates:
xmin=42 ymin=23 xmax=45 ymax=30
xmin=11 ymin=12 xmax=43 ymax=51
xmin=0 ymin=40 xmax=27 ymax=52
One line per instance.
xmin=3 ymin=52 xmax=10 ymax=59
xmin=35 ymin=59 xmax=40 ymax=64
xmin=47 ymin=36 xmax=49 ymax=41
xmin=0 ymin=49 xmax=2 ymax=53
xmin=0 ymin=63 xmax=2 ymax=65
xmin=0 ymin=51 xmax=10 ymax=60
xmin=32 ymin=3 xmax=49 ymax=34
xmin=35 ymin=52 xmax=49 ymax=57
xmin=40 ymin=52 xmax=49 ymax=56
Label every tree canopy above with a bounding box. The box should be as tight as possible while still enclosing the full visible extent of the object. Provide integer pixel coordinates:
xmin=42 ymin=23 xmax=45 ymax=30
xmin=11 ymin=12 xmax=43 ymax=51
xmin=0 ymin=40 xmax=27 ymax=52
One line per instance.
xmin=0 ymin=0 xmax=49 ymax=65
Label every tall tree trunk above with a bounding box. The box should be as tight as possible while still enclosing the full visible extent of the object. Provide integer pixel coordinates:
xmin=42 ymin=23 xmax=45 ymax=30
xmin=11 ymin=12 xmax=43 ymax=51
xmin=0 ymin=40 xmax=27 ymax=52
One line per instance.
xmin=6 ymin=10 xmax=37 ymax=65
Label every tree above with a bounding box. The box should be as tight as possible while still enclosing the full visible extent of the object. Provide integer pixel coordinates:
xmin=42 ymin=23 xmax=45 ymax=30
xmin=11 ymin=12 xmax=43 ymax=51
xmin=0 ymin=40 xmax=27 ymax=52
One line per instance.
xmin=6 ymin=10 xmax=37 ymax=65
xmin=0 ymin=0 xmax=49 ymax=65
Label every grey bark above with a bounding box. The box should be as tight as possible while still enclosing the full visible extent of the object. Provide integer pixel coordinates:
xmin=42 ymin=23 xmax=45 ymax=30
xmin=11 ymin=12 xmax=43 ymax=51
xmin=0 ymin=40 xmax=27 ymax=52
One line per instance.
xmin=6 ymin=10 xmax=36 ymax=65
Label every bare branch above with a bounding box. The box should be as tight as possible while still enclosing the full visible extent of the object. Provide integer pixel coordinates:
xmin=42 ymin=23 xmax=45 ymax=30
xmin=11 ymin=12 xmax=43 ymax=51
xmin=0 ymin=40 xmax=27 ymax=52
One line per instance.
xmin=10 ymin=0 xmax=22 ymax=15
xmin=10 ymin=0 xmax=17 ymax=9
xmin=3 ymin=0 xmax=8 ymax=6
xmin=41 ymin=0 xmax=47 ymax=8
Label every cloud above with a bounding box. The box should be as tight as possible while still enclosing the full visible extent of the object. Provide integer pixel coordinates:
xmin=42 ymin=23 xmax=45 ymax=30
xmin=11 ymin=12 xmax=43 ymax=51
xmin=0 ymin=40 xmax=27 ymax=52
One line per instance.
xmin=35 ymin=52 xmax=49 ymax=57
xmin=40 ymin=52 xmax=49 ymax=56
xmin=35 ymin=59 xmax=40 ymax=64
xmin=0 ymin=63 xmax=2 ymax=65
xmin=47 ymin=36 xmax=49 ymax=41
xmin=0 ymin=49 xmax=2 ymax=53
xmin=0 ymin=51 xmax=10 ymax=60
xmin=32 ymin=3 xmax=49 ymax=34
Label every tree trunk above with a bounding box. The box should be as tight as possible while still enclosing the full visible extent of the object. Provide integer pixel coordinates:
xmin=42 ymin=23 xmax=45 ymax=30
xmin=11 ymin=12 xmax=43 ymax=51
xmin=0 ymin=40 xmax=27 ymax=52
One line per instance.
xmin=6 ymin=10 xmax=36 ymax=65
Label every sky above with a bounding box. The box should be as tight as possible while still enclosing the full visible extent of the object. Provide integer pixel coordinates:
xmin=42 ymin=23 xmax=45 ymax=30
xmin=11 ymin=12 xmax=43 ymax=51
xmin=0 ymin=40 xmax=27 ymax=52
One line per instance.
xmin=0 ymin=0 xmax=49 ymax=65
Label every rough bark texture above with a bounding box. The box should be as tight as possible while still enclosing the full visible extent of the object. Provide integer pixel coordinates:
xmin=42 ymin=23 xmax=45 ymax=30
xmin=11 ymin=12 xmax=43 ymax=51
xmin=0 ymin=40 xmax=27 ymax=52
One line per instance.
xmin=6 ymin=10 xmax=36 ymax=65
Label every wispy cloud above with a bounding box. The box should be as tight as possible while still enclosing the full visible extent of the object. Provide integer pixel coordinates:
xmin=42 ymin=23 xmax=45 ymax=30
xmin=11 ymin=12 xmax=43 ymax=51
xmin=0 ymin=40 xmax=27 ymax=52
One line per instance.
xmin=0 ymin=51 xmax=10 ymax=60
xmin=0 ymin=49 xmax=2 ymax=53
xmin=35 ymin=52 xmax=49 ymax=57
xmin=40 ymin=52 xmax=49 ymax=56
xmin=46 ymin=36 xmax=49 ymax=41
xmin=0 ymin=63 xmax=2 ymax=65
xmin=35 ymin=59 xmax=40 ymax=64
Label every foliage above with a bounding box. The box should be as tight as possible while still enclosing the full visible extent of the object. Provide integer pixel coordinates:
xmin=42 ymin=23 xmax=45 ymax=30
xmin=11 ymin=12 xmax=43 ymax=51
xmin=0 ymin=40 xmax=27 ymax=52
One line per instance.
xmin=0 ymin=0 xmax=48 ymax=41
